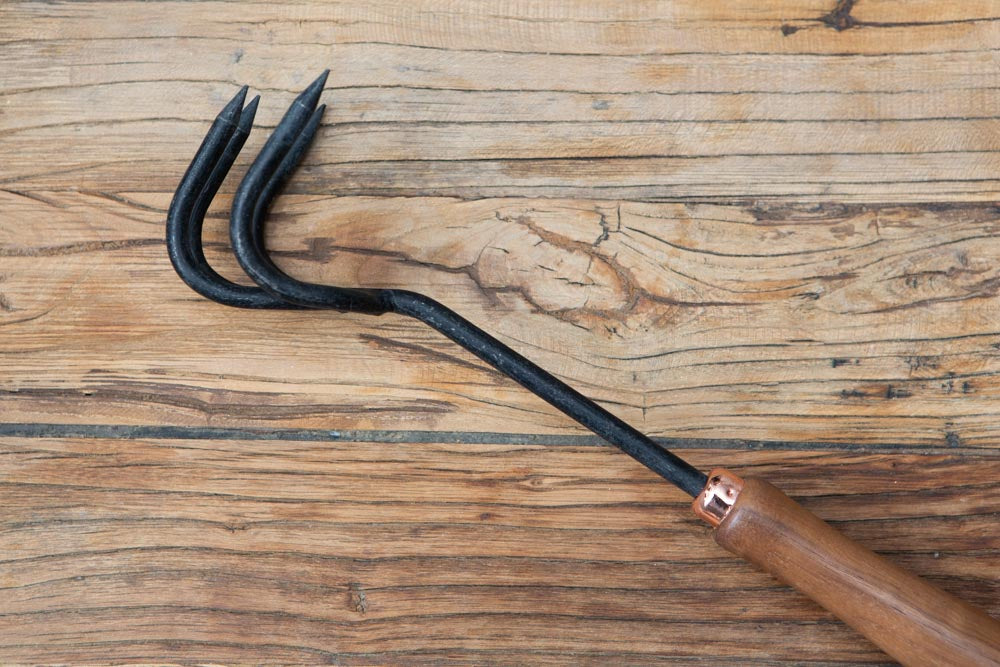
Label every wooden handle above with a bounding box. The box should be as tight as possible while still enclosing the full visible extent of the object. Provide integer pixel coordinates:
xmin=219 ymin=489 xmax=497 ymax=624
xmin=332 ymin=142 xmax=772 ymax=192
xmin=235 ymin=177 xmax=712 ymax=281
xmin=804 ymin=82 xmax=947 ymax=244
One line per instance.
xmin=693 ymin=469 xmax=1000 ymax=667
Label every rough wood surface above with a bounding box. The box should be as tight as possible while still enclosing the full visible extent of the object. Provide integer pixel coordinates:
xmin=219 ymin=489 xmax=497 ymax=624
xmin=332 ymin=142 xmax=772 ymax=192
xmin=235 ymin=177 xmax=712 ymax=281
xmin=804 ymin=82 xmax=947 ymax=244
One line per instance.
xmin=1 ymin=1 xmax=999 ymax=664
xmin=3 ymin=437 xmax=998 ymax=665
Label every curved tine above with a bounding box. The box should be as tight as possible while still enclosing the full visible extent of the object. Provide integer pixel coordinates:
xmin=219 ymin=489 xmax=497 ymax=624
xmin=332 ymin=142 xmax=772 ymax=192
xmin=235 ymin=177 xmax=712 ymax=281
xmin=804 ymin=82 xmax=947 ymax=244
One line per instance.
xmin=167 ymin=90 xmax=295 ymax=309
xmin=167 ymin=85 xmax=244 ymax=254
xmin=230 ymin=73 xmax=388 ymax=313
xmin=230 ymin=79 xmax=708 ymax=497
xmin=186 ymin=95 xmax=302 ymax=309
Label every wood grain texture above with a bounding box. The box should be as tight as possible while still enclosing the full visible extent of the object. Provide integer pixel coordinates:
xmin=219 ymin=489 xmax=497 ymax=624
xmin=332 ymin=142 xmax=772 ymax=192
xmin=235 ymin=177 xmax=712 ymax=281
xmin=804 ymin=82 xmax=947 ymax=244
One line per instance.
xmin=7 ymin=192 xmax=1000 ymax=448
xmin=2 ymin=0 xmax=1000 ymax=664
xmin=2 ymin=1 xmax=1000 ymax=200
xmin=2 ymin=437 xmax=998 ymax=664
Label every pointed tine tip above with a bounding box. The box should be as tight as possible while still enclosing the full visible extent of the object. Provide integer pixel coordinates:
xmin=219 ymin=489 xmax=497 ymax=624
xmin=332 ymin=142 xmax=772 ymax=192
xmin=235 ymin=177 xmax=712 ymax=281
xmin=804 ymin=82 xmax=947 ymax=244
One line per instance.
xmin=301 ymin=105 xmax=326 ymax=148
xmin=237 ymin=95 xmax=261 ymax=131
xmin=219 ymin=84 xmax=249 ymax=122
xmin=305 ymin=104 xmax=326 ymax=132
xmin=289 ymin=105 xmax=325 ymax=150
xmin=296 ymin=70 xmax=330 ymax=110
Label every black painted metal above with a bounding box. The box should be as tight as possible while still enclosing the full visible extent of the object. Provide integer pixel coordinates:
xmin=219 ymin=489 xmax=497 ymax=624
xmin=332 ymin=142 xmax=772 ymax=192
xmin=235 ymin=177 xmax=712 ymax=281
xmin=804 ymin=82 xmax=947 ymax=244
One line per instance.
xmin=167 ymin=72 xmax=708 ymax=498
xmin=166 ymin=86 xmax=298 ymax=309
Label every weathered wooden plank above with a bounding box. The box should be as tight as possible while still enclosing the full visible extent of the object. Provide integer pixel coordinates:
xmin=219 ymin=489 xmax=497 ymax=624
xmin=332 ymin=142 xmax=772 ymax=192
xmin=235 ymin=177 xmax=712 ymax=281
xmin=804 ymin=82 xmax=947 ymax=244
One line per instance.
xmin=1 ymin=1 xmax=998 ymax=200
xmin=4 ymin=191 xmax=1000 ymax=448
xmin=1 ymin=436 xmax=996 ymax=664
xmin=2 ymin=0 xmax=998 ymax=56
xmin=6 ymin=117 xmax=999 ymax=199
xmin=3 ymin=2 xmax=1000 ymax=663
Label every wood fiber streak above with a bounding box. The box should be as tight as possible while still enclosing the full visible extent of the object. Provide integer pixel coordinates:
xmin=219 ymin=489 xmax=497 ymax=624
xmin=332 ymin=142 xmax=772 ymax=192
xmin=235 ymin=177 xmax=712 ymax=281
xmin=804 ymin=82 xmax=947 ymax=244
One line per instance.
xmin=6 ymin=193 xmax=1000 ymax=447
xmin=0 ymin=1 xmax=999 ymax=199
xmin=1 ymin=0 xmax=999 ymax=664
xmin=1 ymin=437 xmax=997 ymax=664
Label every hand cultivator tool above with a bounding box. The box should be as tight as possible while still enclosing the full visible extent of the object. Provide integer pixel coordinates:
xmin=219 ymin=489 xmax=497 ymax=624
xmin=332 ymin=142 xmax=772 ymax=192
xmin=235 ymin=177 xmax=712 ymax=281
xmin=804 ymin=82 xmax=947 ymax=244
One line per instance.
xmin=167 ymin=72 xmax=1000 ymax=666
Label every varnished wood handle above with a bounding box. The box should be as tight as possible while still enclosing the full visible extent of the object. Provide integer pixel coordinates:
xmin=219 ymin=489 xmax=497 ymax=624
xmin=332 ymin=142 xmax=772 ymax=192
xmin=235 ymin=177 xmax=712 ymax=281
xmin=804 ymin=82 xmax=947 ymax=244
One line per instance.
xmin=693 ymin=469 xmax=1000 ymax=667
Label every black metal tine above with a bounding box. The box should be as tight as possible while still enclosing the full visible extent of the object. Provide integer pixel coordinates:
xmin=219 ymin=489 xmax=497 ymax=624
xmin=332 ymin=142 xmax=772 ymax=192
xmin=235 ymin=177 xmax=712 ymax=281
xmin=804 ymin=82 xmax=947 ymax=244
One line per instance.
xmin=240 ymin=70 xmax=330 ymax=202
xmin=230 ymin=74 xmax=388 ymax=314
xmin=167 ymin=88 xmax=296 ymax=309
xmin=188 ymin=94 xmax=260 ymax=263
xmin=167 ymin=85 xmax=245 ymax=238
xmin=250 ymin=104 xmax=325 ymax=255
xmin=183 ymin=95 xmax=299 ymax=309
xmin=227 ymin=75 xmax=708 ymax=497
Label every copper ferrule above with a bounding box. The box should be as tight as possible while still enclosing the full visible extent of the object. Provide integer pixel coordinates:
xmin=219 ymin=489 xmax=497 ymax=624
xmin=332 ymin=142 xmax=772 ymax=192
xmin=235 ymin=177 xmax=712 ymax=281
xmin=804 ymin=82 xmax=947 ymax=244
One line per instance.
xmin=692 ymin=469 xmax=744 ymax=527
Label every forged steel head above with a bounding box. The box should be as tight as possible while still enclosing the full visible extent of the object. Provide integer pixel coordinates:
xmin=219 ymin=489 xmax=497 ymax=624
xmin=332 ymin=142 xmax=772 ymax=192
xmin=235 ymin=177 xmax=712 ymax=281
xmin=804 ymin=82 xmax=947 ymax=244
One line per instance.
xmin=167 ymin=71 xmax=387 ymax=313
